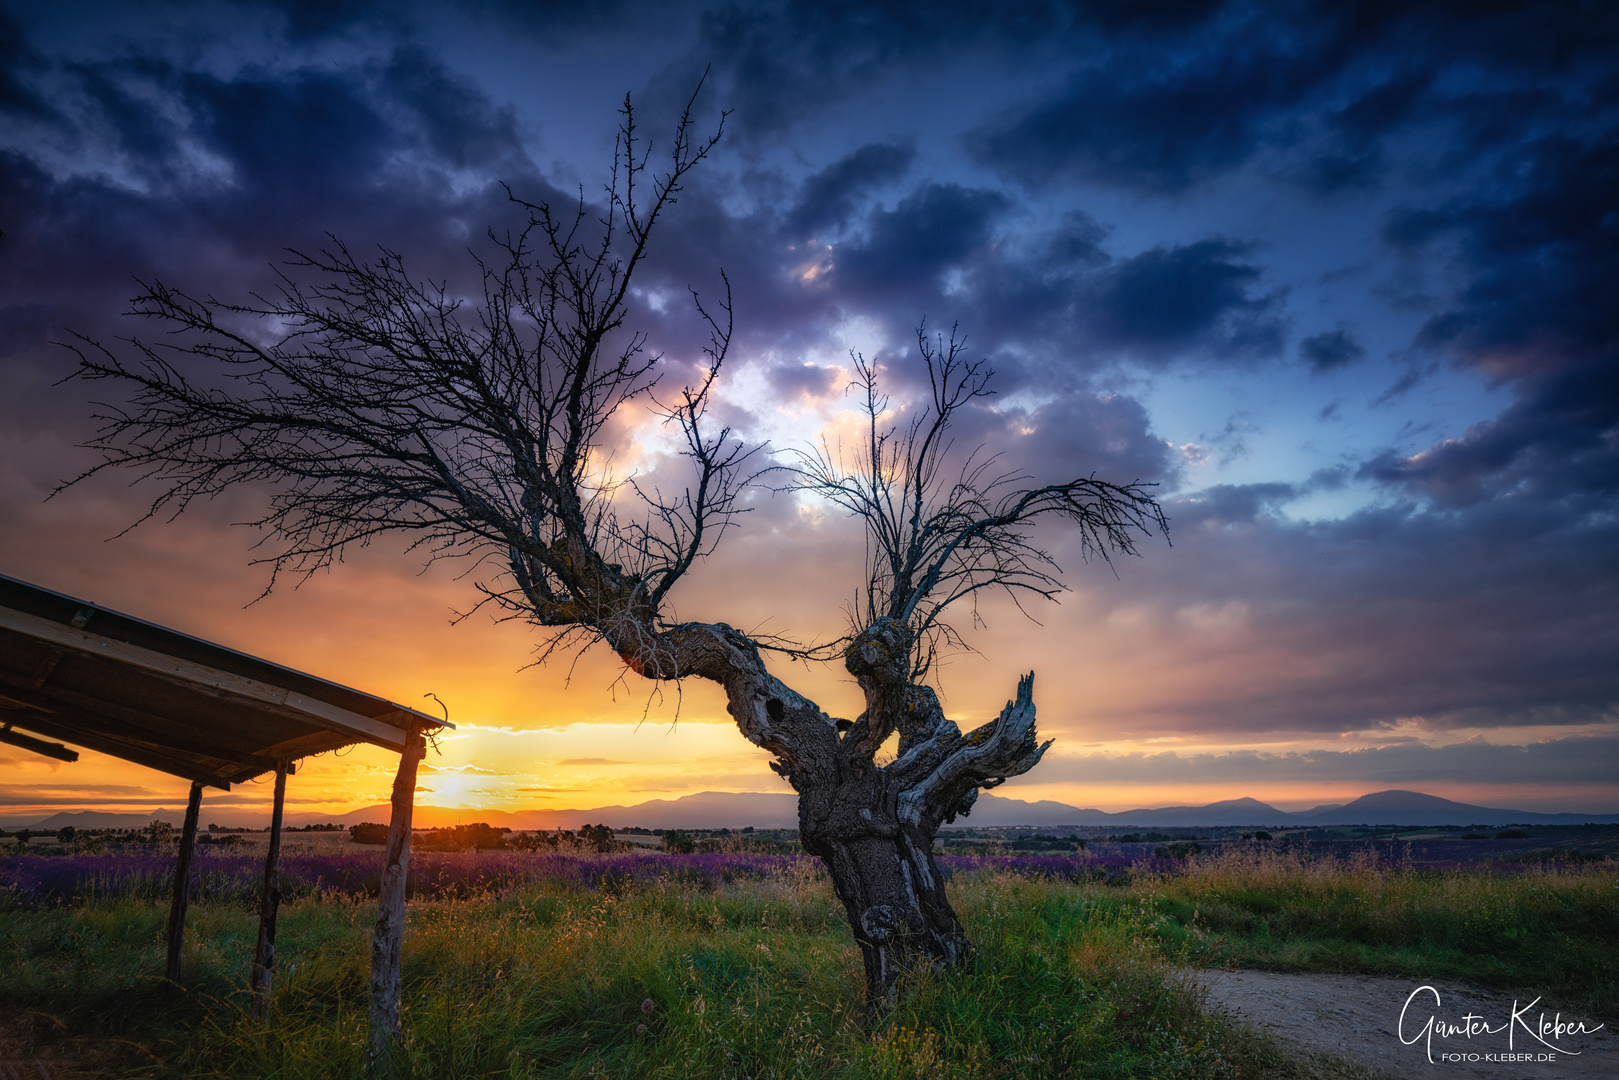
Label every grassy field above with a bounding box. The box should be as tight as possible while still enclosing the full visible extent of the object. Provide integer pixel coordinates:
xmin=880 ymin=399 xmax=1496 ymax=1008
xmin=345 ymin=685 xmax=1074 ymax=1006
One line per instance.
xmin=1139 ymin=846 xmax=1619 ymax=1015
xmin=2 ymin=844 xmax=1614 ymax=1078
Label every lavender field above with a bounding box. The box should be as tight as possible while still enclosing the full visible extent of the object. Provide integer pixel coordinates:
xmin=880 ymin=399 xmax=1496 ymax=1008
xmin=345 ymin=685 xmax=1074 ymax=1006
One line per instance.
xmin=3 ymin=831 xmax=1609 ymax=910
xmin=0 ymin=846 xmax=1178 ymax=909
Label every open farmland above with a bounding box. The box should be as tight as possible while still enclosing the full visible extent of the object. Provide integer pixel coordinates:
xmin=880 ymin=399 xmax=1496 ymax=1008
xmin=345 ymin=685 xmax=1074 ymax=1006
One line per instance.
xmin=2 ymin=837 xmax=1616 ymax=1078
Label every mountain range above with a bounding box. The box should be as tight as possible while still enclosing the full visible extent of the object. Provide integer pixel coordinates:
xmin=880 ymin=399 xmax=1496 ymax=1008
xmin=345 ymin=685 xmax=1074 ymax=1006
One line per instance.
xmin=14 ymin=788 xmax=1619 ymax=831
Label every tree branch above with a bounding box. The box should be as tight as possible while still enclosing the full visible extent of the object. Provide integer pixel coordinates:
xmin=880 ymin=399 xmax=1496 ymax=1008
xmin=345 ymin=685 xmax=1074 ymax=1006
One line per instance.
xmin=791 ymin=326 xmax=1167 ymax=761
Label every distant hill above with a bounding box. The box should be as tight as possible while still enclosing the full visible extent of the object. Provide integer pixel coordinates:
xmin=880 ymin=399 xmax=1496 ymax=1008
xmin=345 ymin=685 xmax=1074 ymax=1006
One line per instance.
xmin=13 ymin=788 xmax=1618 ymax=831
xmin=18 ymin=809 xmax=191 ymax=831
xmin=1102 ymin=796 xmax=1293 ymax=827
xmin=1296 ymin=789 xmax=1619 ymax=826
xmin=963 ymin=793 xmax=1113 ymax=826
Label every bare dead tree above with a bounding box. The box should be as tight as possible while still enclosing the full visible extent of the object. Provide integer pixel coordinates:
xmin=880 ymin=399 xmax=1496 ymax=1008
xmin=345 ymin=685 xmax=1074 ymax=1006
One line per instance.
xmin=58 ymin=90 xmax=1166 ymax=1013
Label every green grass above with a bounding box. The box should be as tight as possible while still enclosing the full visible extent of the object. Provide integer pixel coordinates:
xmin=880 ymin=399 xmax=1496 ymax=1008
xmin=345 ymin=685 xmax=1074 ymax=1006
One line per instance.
xmin=3 ymin=860 xmax=1354 ymax=1080
xmin=6 ymin=850 xmax=1614 ymax=1077
xmin=1119 ymin=846 xmax=1619 ymax=1014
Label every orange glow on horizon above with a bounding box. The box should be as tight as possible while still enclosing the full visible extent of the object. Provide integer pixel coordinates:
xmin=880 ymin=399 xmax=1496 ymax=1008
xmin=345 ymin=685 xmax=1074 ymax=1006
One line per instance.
xmin=3 ymin=471 xmax=1615 ymax=826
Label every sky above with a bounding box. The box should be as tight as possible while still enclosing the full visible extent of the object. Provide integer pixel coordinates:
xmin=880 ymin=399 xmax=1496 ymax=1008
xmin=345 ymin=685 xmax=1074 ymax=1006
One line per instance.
xmin=2 ymin=0 xmax=1616 ymax=824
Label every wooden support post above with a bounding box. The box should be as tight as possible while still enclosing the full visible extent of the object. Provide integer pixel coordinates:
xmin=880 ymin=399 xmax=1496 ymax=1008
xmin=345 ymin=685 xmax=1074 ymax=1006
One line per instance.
xmin=249 ymin=760 xmax=288 ymax=1021
xmin=164 ymin=780 xmax=204 ymax=981
xmin=369 ymin=723 xmax=424 ymax=1064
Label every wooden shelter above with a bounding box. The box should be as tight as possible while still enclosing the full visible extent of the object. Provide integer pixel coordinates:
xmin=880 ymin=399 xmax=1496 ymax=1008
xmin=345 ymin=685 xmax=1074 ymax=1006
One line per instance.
xmin=0 ymin=573 xmax=450 ymax=1056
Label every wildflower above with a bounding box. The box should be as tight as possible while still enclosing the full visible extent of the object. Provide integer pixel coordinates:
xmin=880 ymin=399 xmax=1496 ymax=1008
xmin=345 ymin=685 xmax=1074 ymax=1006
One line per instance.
xmin=642 ymin=998 xmax=654 ymax=1014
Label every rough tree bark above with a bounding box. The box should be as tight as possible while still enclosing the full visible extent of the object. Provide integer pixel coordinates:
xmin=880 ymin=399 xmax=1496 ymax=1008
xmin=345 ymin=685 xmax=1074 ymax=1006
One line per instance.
xmin=804 ymin=624 xmax=1045 ymax=1010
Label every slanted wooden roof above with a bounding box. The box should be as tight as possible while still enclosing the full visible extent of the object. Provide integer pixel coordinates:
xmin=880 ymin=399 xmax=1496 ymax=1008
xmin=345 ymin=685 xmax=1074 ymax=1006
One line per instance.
xmin=0 ymin=573 xmax=450 ymax=788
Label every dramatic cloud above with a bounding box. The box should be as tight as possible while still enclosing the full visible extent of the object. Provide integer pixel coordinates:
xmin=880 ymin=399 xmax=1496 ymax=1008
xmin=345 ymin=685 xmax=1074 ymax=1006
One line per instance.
xmin=1369 ymin=126 xmax=1619 ymax=507
xmin=1 ymin=0 xmax=1615 ymax=817
xmin=968 ymin=40 xmax=1315 ymax=193
xmin=785 ymin=141 xmax=914 ymax=239
xmin=1078 ymin=240 xmax=1284 ymax=361
xmin=833 ymin=182 xmax=1009 ymax=294
xmin=1299 ymin=328 xmax=1365 ymax=373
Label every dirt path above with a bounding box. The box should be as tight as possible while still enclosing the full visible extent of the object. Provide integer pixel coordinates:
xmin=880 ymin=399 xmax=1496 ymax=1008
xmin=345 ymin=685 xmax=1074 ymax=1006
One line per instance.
xmin=1189 ymin=969 xmax=1616 ymax=1080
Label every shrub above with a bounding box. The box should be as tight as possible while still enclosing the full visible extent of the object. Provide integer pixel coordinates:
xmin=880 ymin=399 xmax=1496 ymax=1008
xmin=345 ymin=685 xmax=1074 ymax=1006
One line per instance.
xmin=414 ymin=823 xmax=510 ymax=851
xmin=579 ymin=824 xmax=617 ymax=852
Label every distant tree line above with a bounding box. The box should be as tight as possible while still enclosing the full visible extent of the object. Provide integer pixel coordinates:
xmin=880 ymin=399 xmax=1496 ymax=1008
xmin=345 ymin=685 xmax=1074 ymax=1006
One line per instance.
xmin=347 ymin=822 xmax=625 ymax=852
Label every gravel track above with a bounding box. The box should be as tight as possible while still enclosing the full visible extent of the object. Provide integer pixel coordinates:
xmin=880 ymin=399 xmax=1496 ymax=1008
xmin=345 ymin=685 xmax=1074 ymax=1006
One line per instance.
xmin=1191 ymin=969 xmax=1616 ymax=1080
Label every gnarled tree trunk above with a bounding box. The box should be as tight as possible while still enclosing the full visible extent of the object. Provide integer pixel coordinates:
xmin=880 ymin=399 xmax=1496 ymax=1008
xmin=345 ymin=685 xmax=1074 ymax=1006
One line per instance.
xmin=604 ymin=608 xmax=1047 ymax=1011
xmin=798 ymin=778 xmax=971 ymax=1012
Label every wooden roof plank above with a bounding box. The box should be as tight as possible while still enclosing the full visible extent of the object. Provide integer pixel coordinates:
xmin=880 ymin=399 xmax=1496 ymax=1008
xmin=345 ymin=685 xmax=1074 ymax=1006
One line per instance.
xmin=6 ymin=703 xmax=242 ymax=773
xmin=0 ymin=606 xmax=413 ymax=751
xmin=0 ymin=574 xmax=449 ymax=792
xmin=3 ymin=712 xmax=233 ymax=788
xmin=14 ymin=679 xmax=296 ymax=763
xmin=0 ymin=575 xmax=446 ymax=727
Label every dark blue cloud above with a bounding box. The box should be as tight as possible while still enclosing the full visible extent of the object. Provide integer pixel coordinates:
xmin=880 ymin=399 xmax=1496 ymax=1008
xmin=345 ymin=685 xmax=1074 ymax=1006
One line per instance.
xmin=376 ymin=48 xmax=526 ymax=173
xmin=246 ymin=0 xmax=400 ymax=40
xmin=1299 ymin=328 xmax=1365 ymax=372
xmin=1037 ymin=210 xmax=1109 ymax=271
xmin=681 ymin=0 xmax=1234 ymax=145
xmin=1170 ymin=482 xmax=1298 ymax=527
xmin=967 ymin=42 xmax=1320 ymax=194
xmin=785 ymin=141 xmax=913 ymax=239
xmin=0 ymin=26 xmax=545 ymax=448
xmin=1396 ymin=133 xmax=1619 ymax=367
xmin=466 ymin=0 xmax=650 ymax=35
xmin=1358 ymin=364 xmax=1619 ymax=507
xmin=967 ymin=1 xmax=1618 ymax=195
xmin=0 ymin=303 xmax=49 ymax=357
xmin=0 ymin=7 xmax=54 ymax=121
xmin=1080 ymin=240 xmax=1284 ymax=360
xmin=833 ymin=182 xmax=1008 ymax=294
xmin=669 ymin=164 xmax=1282 ymax=383
xmin=689 ymin=2 xmax=1060 ymax=142
xmin=184 ymin=68 xmax=394 ymax=203
xmin=1300 ymin=67 xmax=1436 ymax=192
xmin=1370 ymin=123 xmax=1619 ymax=506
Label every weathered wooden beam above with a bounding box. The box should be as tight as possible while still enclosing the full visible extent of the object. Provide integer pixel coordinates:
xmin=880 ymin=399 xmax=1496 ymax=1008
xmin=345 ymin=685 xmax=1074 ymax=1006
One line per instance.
xmin=0 ymin=607 xmax=417 ymax=749
xmin=164 ymin=780 xmax=203 ymax=981
xmin=0 ymin=722 xmax=78 ymax=762
xmin=13 ymin=682 xmax=268 ymax=761
xmin=19 ymin=644 xmax=65 ymax=690
xmin=0 ymin=710 xmax=234 ymax=788
xmin=249 ymin=760 xmax=288 ymax=1021
xmin=369 ymin=723 xmax=424 ymax=1066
